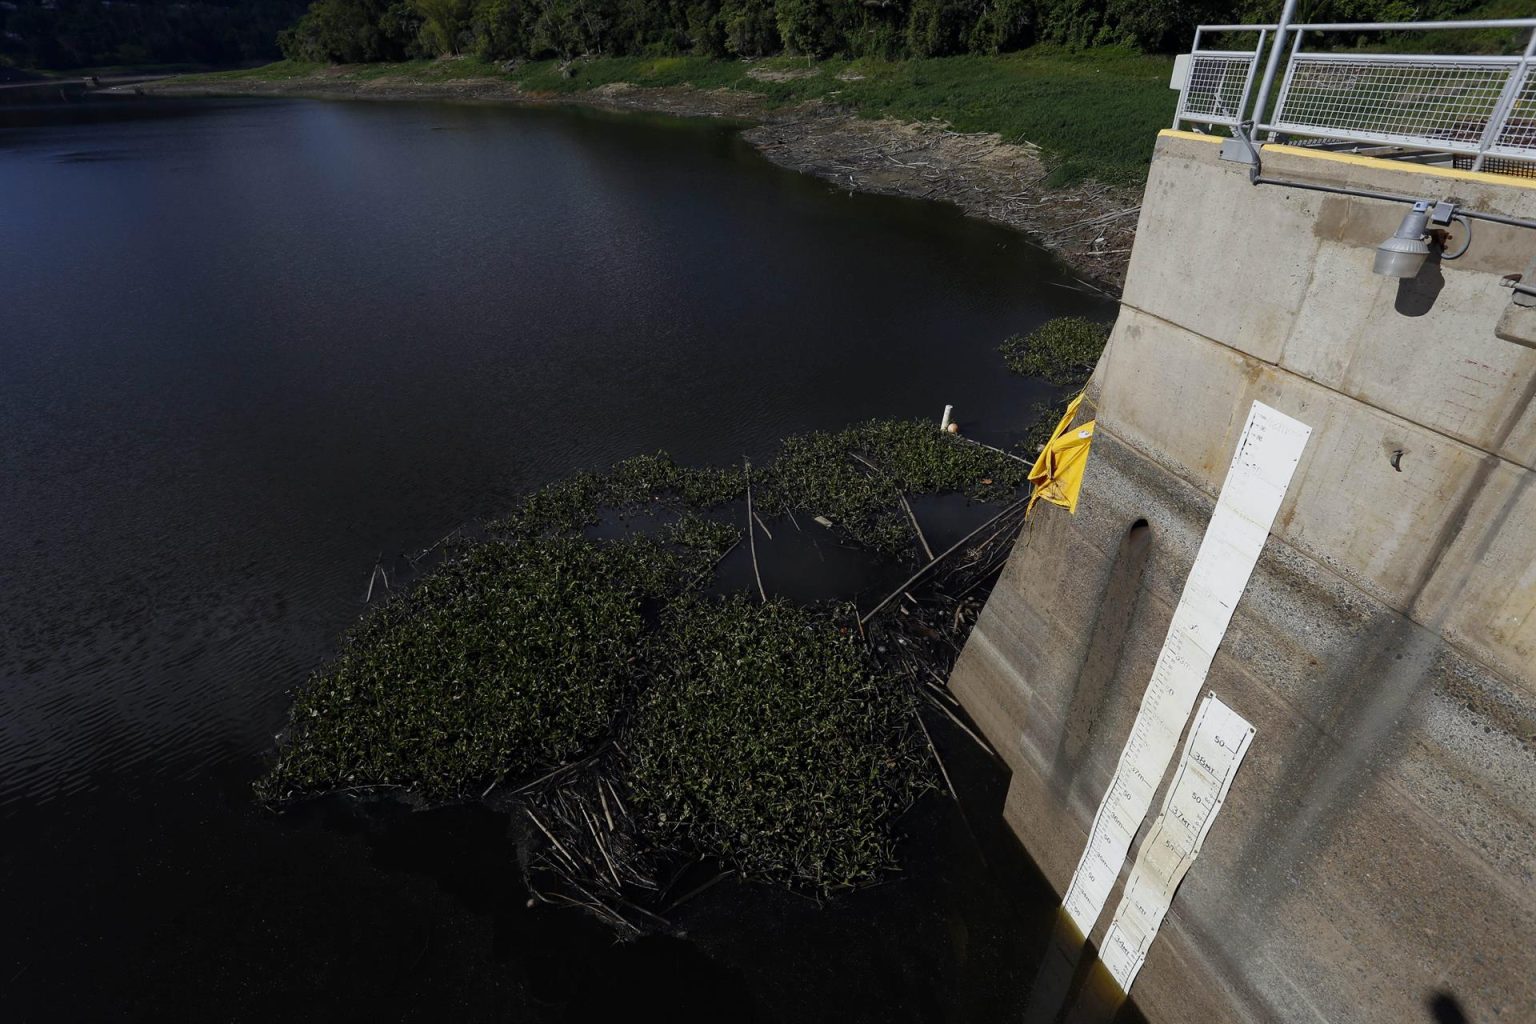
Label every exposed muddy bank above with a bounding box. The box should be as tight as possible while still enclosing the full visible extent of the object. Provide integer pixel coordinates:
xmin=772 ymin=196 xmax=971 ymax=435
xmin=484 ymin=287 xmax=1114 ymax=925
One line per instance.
xmin=139 ymin=72 xmax=1138 ymax=292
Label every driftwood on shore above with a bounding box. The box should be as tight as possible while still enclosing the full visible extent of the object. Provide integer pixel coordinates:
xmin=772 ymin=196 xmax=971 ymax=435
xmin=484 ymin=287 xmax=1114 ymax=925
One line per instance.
xmin=742 ymin=112 xmax=1136 ymax=293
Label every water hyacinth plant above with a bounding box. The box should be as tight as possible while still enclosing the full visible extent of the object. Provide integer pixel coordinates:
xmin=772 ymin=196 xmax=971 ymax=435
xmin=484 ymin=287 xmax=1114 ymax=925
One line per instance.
xmin=259 ymin=416 xmax=1027 ymax=903
xmin=628 ymin=596 xmax=930 ymax=892
xmin=256 ymin=534 xmax=728 ymax=803
xmin=755 ymin=419 xmax=1028 ymax=554
xmin=998 ymin=315 xmax=1110 ymax=387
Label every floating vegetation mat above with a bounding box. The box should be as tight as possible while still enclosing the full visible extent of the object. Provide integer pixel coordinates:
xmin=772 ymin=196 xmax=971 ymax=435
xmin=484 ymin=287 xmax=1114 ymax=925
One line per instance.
xmin=259 ymin=418 xmax=1033 ymax=926
xmin=999 ymin=316 xmax=1112 ymax=458
xmin=630 ymin=596 xmax=926 ymax=893
xmin=998 ymin=316 xmax=1110 ymax=388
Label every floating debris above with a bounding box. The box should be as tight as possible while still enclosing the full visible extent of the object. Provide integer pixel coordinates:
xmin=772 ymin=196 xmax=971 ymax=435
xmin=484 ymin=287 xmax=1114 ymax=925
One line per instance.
xmin=257 ymin=416 xmax=1031 ymax=925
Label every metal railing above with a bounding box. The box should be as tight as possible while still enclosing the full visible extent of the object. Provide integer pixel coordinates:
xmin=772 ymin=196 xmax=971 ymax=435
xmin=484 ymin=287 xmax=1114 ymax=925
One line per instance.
xmin=1173 ymin=25 xmax=1270 ymax=129
xmin=1173 ymin=12 xmax=1536 ymax=172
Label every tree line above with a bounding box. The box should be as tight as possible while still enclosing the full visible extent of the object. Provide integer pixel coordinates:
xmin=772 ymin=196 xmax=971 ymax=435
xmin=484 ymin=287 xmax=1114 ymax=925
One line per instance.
xmin=276 ymin=0 xmax=1495 ymax=65
xmin=0 ymin=0 xmax=1498 ymax=72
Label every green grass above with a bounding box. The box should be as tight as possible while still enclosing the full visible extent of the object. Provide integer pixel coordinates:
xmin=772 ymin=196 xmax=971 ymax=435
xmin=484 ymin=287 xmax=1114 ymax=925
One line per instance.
xmin=178 ymin=58 xmax=325 ymax=82
xmin=201 ymin=47 xmax=1177 ymax=186
xmin=818 ymin=50 xmax=1174 ymax=186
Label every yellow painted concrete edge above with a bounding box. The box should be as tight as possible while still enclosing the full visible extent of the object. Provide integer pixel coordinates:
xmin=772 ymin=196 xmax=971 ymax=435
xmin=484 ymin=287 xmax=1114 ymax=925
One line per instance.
xmin=1155 ymin=128 xmax=1536 ymax=191
xmin=1159 ymin=129 xmax=1220 ymax=145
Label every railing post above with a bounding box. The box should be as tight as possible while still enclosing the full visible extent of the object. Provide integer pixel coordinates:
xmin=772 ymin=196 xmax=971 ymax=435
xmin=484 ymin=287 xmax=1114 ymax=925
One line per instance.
xmin=1234 ymin=28 xmax=1268 ymax=137
xmin=1248 ymin=0 xmax=1300 ymax=144
xmin=1473 ymin=25 xmax=1536 ymax=171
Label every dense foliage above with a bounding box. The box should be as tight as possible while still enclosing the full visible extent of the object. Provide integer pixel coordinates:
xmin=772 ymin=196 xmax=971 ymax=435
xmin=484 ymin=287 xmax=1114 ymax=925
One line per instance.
xmin=754 ymin=419 xmax=1029 ymax=552
xmin=273 ymin=0 xmax=1504 ymax=65
xmin=256 ymin=533 xmax=729 ymax=801
xmin=629 ymin=596 xmax=927 ymax=891
xmin=999 ymin=315 xmax=1110 ymax=386
xmin=493 ymin=419 xmax=1028 ymax=555
xmin=0 ymin=0 xmax=1516 ymax=74
xmin=0 ymin=0 xmax=308 ymax=70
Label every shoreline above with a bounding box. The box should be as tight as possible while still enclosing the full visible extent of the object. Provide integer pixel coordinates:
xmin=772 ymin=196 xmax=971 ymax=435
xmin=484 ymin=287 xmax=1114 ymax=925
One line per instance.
xmin=138 ymin=72 xmax=1139 ymax=294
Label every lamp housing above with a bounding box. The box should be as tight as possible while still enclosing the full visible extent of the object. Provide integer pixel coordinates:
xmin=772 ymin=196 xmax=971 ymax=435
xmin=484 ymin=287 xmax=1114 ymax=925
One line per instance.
xmin=1373 ymin=201 xmax=1433 ymax=279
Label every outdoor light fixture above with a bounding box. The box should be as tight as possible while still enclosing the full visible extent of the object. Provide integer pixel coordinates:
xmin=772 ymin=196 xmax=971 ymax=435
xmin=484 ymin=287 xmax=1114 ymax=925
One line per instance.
xmin=1373 ymin=201 xmax=1435 ymax=278
xmin=1232 ymin=122 xmax=1536 ymax=300
xmin=1372 ymin=199 xmax=1472 ymax=278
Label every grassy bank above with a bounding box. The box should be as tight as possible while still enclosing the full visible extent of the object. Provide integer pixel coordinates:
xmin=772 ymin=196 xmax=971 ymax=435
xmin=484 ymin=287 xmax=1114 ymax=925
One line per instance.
xmin=192 ymin=47 xmax=1176 ymax=186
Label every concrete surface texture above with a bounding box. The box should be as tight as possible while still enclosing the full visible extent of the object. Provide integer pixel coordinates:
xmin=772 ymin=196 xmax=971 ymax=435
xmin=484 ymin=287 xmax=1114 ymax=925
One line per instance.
xmin=951 ymin=131 xmax=1536 ymax=1023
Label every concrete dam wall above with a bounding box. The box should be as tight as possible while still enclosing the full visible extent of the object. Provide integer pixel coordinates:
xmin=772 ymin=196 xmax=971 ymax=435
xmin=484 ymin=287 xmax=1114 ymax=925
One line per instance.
xmin=950 ymin=132 xmax=1536 ymax=1023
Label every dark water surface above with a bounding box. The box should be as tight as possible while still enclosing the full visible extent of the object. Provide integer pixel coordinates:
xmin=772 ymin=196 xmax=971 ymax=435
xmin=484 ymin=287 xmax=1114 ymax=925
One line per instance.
xmin=0 ymin=95 xmax=1128 ymax=1021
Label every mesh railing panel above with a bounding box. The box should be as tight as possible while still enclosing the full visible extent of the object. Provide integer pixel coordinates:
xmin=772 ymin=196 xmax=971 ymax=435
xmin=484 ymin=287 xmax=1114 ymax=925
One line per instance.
xmin=1272 ymin=56 xmax=1518 ymax=153
xmin=1489 ymin=65 xmax=1536 ymax=158
xmin=1179 ymin=53 xmax=1257 ymax=125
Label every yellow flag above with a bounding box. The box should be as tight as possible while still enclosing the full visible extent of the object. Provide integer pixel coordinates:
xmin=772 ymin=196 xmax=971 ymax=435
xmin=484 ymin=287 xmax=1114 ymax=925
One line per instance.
xmin=1027 ymin=393 xmax=1096 ymax=515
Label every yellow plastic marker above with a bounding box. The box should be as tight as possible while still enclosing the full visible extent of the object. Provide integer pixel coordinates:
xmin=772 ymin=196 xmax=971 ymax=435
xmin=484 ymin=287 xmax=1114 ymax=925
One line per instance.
xmin=1027 ymin=393 xmax=1095 ymax=514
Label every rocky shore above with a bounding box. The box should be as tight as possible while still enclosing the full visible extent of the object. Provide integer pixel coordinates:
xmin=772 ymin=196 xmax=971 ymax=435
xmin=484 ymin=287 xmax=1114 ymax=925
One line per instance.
xmin=141 ymin=70 xmax=1140 ymax=293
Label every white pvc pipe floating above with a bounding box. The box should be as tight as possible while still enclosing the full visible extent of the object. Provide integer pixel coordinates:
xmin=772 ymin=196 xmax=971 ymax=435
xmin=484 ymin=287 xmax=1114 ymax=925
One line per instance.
xmin=939 ymin=405 xmax=953 ymax=432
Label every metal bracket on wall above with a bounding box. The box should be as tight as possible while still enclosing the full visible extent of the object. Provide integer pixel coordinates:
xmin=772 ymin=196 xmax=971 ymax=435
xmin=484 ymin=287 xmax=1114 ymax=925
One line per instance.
xmin=1219 ymin=137 xmax=1258 ymax=165
xmin=1495 ymin=256 xmax=1536 ymax=347
xmin=1511 ymin=255 xmax=1536 ymax=308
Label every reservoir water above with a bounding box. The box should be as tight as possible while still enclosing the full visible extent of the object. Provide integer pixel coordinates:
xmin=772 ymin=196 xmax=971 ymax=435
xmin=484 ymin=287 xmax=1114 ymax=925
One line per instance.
xmin=0 ymin=95 xmax=1125 ymax=1020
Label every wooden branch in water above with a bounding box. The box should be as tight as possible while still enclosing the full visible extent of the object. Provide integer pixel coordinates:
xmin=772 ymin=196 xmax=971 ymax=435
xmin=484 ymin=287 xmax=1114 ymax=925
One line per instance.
xmin=525 ymin=808 xmax=581 ymax=873
xmin=745 ymin=459 xmax=766 ymax=603
xmin=847 ymin=451 xmax=884 ymax=476
xmin=951 ymin=557 xmax=1010 ymax=604
xmin=899 ymin=493 xmax=934 ymax=561
xmin=915 ymin=705 xmax=957 ymax=801
xmin=603 ymin=777 xmax=627 ymax=819
xmin=919 ymin=670 xmax=960 ymax=705
xmin=682 ymin=538 xmax=740 ymax=594
xmin=405 ymin=526 xmax=462 ymax=569
xmin=664 ymin=869 xmax=734 ymax=913
xmin=597 ymin=782 xmax=615 ymax=831
xmin=846 ymin=451 xmax=933 ymax=561
xmin=859 ymin=496 xmax=1029 ymax=627
xmin=580 ymin=802 xmax=623 ymax=889
xmin=508 ymin=746 xmax=609 ymax=796
xmin=920 ymin=687 xmax=996 ymax=757
xmin=362 ymin=560 xmax=392 ymax=603
xmin=950 ymin=433 xmax=1033 ymax=467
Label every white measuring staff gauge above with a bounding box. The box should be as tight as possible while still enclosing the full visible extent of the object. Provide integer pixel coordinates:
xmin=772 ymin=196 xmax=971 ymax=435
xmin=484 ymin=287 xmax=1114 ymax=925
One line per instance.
xmin=1061 ymin=401 xmax=1310 ymax=938
xmin=1099 ymin=694 xmax=1256 ymax=992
